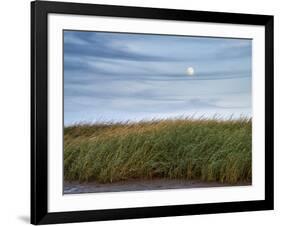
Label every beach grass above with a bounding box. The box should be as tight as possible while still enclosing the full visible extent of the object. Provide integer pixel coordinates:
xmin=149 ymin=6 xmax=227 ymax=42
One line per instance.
xmin=64 ymin=117 xmax=252 ymax=184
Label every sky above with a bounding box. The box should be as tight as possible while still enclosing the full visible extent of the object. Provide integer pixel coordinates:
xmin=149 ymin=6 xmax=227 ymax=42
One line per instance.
xmin=64 ymin=30 xmax=252 ymax=125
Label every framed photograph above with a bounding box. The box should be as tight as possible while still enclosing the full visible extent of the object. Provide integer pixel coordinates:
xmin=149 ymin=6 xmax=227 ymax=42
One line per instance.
xmin=31 ymin=0 xmax=274 ymax=224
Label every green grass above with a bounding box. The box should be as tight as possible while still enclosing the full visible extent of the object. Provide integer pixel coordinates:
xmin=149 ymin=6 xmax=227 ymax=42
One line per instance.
xmin=64 ymin=118 xmax=252 ymax=184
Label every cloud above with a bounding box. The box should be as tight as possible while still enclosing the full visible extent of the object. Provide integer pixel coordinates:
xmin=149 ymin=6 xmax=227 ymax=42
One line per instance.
xmin=64 ymin=31 xmax=180 ymax=62
xmin=64 ymin=69 xmax=251 ymax=88
xmin=214 ymin=43 xmax=252 ymax=60
xmin=64 ymin=31 xmax=252 ymax=64
xmin=63 ymin=30 xmax=252 ymax=124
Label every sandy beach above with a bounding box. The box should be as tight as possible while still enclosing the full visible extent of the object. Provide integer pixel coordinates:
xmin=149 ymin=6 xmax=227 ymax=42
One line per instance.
xmin=64 ymin=179 xmax=251 ymax=194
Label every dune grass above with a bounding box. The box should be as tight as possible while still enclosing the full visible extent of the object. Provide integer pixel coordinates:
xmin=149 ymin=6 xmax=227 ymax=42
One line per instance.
xmin=64 ymin=117 xmax=252 ymax=184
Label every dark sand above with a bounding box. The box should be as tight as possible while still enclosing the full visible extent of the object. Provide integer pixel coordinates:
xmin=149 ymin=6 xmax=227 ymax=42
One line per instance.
xmin=64 ymin=179 xmax=250 ymax=194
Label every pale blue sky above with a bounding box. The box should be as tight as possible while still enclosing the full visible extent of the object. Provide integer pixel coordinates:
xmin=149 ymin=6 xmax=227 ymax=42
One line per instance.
xmin=64 ymin=30 xmax=252 ymax=125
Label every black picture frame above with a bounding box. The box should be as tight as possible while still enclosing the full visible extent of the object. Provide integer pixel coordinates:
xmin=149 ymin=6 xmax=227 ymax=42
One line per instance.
xmin=31 ymin=0 xmax=274 ymax=224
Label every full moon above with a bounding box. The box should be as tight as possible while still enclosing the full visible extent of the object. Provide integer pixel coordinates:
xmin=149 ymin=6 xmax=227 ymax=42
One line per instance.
xmin=186 ymin=67 xmax=195 ymax=76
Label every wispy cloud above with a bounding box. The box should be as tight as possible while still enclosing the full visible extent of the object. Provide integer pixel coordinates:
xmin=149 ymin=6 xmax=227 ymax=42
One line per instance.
xmin=64 ymin=30 xmax=252 ymax=124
